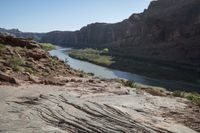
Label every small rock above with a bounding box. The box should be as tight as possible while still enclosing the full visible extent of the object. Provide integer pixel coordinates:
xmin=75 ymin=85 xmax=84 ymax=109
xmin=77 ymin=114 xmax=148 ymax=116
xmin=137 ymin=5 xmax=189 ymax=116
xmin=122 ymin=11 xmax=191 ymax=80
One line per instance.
xmin=70 ymin=79 xmax=76 ymax=82
xmin=0 ymin=71 xmax=19 ymax=84
xmin=88 ymin=79 xmax=94 ymax=83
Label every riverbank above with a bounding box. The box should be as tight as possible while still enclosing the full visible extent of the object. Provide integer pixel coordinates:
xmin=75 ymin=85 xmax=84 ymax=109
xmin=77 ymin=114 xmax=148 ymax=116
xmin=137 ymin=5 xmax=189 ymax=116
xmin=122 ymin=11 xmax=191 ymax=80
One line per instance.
xmin=69 ymin=48 xmax=114 ymax=66
xmin=51 ymin=47 xmax=200 ymax=105
xmin=69 ymin=48 xmax=200 ymax=88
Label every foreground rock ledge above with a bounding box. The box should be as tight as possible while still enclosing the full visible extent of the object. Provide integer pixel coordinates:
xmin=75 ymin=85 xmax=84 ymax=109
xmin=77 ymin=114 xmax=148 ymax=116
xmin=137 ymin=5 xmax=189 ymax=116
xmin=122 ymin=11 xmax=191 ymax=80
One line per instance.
xmin=0 ymin=77 xmax=199 ymax=133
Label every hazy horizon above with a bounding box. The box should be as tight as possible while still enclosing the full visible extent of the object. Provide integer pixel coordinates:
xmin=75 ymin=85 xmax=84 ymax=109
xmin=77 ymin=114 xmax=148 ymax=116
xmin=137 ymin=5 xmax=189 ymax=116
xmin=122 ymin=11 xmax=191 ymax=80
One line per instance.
xmin=0 ymin=0 xmax=151 ymax=32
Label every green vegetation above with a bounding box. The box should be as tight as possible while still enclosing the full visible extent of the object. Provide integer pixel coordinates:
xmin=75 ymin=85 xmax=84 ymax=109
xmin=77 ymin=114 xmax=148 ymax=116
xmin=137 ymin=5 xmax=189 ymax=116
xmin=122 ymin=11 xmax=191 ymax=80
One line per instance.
xmin=15 ymin=46 xmax=23 ymax=53
xmin=102 ymin=48 xmax=109 ymax=53
xmin=68 ymin=48 xmax=198 ymax=85
xmin=78 ymin=70 xmax=87 ymax=77
xmin=87 ymin=72 xmax=95 ymax=76
xmin=24 ymin=67 xmax=35 ymax=74
xmin=0 ymin=43 xmax=5 ymax=52
xmin=114 ymin=78 xmax=136 ymax=88
xmin=173 ymin=90 xmax=200 ymax=106
xmin=114 ymin=78 xmax=200 ymax=103
xmin=40 ymin=43 xmax=55 ymax=51
xmin=49 ymin=57 xmax=58 ymax=66
xmin=69 ymin=48 xmax=114 ymax=66
xmin=76 ymin=70 xmax=95 ymax=77
xmin=8 ymin=56 xmax=25 ymax=71
xmin=114 ymin=78 xmax=165 ymax=96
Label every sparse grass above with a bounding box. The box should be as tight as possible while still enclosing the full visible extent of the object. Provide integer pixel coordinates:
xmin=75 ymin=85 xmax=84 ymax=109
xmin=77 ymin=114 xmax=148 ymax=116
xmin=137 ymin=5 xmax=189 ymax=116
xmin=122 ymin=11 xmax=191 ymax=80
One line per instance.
xmin=15 ymin=46 xmax=23 ymax=53
xmin=173 ymin=90 xmax=200 ymax=106
xmin=40 ymin=43 xmax=55 ymax=51
xmin=75 ymin=70 xmax=95 ymax=77
xmin=24 ymin=67 xmax=35 ymax=74
xmin=172 ymin=90 xmax=185 ymax=97
xmin=69 ymin=48 xmax=114 ymax=66
xmin=0 ymin=43 xmax=5 ymax=52
xmin=114 ymin=78 xmax=136 ymax=88
xmin=115 ymin=78 xmax=167 ymax=96
xmin=87 ymin=72 xmax=95 ymax=76
xmin=49 ymin=57 xmax=58 ymax=66
xmin=8 ymin=56 xmax=25 ymax=71
xmin=124 ymin=80 xmax=136 ymax=88
xmin=78 ymin=70 xmax=88 ymax=77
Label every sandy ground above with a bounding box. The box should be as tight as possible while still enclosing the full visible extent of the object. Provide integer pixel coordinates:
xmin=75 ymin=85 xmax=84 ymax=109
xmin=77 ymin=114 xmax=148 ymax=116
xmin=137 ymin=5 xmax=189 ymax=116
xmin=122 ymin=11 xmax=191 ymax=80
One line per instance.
xmin=0 ymin=77 xmax=199 ymax=133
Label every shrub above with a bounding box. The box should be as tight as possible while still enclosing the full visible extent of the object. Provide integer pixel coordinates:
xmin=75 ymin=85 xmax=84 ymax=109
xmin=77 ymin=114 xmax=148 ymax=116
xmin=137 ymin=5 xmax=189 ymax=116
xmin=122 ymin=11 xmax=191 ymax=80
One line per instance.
xmin=124 ymin=80 xmax=136 ymax=88
xmin=173 ymin=91 xmax=200 ymax=106
xmin=8 ymin=56 xmax=25 ymax=71
xmin=49 ymin=57 xmax=57 ymax=66
xmin=185 ymin=92 xmax=200 ymax=106
xmin=15 ymin=46 xmax=23 ymax=53
xmin=102 ymin=48 xmax=109 ymax=53
xmin=0 ymin=43 xmax=5 ymax=51
xmin=87 ymin=72 xmax=95 ymax=76
xmin=25 ymin=67 xmax=34 ymax=74
xmin=172 ymin=90 xmax=185 ymax=97
xmin=115 ymin=78 xmax=136 ymax=88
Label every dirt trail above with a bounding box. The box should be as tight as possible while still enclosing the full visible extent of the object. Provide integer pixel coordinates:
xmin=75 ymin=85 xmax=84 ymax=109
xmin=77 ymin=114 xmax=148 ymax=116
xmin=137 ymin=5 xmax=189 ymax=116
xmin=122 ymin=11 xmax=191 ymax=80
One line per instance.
xmin=0 ymin=77 xmax=199 ymax=133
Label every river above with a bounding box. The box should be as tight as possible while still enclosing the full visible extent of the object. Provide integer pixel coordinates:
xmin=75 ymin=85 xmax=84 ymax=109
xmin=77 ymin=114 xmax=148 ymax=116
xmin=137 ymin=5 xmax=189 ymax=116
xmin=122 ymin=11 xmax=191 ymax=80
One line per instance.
xmin=49 ymin=48 xmax=200 ymax=92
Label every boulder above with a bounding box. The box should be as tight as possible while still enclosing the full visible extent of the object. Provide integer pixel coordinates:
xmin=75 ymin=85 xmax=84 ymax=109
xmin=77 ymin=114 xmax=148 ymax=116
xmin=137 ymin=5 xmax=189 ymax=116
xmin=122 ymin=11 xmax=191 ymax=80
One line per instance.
xmin=26 ymin=49 xmax=48 ymax=60
xmin=0 ymin=71 xmax=18 ymax=84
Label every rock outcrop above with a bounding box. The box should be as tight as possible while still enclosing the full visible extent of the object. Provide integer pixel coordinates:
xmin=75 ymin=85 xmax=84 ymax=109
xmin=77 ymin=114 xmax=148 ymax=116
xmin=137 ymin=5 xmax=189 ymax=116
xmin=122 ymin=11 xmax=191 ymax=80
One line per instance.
xmin=0 ymin=34 xmax=40 ymax=49
xmin=0 ymin=71 xmax=18 ymax=84
xmin=0 ymin=35 xmax=78 ymax=85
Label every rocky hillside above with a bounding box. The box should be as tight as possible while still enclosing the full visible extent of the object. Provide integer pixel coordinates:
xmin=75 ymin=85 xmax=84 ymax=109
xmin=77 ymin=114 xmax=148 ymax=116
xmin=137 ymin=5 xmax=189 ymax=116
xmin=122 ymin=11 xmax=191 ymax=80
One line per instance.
xmin=40 ymin=0 xmax=200 ymax=68
xmin=0 ymin=34 xmax=79 ymax=85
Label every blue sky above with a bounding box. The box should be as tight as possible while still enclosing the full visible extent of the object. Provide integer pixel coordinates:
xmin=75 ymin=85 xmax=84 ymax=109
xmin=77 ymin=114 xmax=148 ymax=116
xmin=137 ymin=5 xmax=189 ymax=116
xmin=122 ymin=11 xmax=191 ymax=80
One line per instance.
xmin=0 ymin=0 xmax=151 ymax=32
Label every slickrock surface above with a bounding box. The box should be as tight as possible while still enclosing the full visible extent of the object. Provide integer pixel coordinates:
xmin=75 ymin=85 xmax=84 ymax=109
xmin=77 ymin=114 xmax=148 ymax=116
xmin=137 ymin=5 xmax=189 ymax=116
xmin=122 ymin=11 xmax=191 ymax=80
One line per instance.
xmin=0 ymin=77 xmax=199 ymax=133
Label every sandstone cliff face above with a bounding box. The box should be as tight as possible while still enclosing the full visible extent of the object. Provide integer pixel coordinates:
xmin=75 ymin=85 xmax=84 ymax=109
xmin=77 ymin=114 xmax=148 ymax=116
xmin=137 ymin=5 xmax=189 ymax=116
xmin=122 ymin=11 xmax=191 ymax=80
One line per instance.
xmin=40 ymin=0 xmax=200 ymax=68
xmin=1 ymin=0 xmax=200 ymax=68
